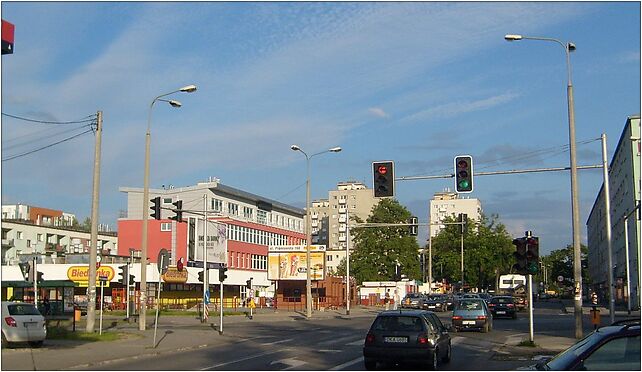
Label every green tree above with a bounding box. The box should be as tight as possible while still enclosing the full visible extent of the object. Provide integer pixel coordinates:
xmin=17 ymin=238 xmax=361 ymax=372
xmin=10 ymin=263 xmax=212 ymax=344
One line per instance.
xmin=349 ymin=199 xmax=421 ymax=284
xmin=431 ymin=214 xmax=514 ymax=291
xmin=541 ymin=244 xmax=589 ymax=294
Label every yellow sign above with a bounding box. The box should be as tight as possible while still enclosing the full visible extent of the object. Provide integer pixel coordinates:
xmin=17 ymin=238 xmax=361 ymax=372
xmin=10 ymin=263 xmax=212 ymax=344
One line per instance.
xmin=267 ymin=252 xmax=325 ymax=281
xmin=162 ymin=267 xmax=188 ymax=284
xmin=67 ymin=266 xmax=115 ymax=282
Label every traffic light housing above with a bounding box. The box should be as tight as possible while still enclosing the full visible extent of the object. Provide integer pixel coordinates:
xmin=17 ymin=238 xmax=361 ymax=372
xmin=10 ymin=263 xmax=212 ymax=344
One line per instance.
xmin=459 ymin=213 xmax=468 ymax=234
xmin=408 ymin=216 xmax=418 ymax=236
xmin=512 ymin=238 xmax=527 ymax=274
xmin=373 ymin=161 xmax=395 ymax=198
xmin=246 ymin=278 xmax=252 ymax=289
xmin=219 ymin=267 xmax=227 ymax=282
xmin=119 ymin=265 xmax=128 ymax=285
xmin=36 ymin=271 xmax=44 ymax=283
xmin=525 ymin=237 xmax=539 ymax=275
xmin=198 ymin=270 xmax=204 ymax=283
xmin=129 ymin=275 xmax=135 ymax=286
xmin=169 ymin=200 xmax=183 ymax=222
xmin=150 ymin=196 xmax=161 ymax=220
xmin=454 ymin=155 xmax=473 ymax=193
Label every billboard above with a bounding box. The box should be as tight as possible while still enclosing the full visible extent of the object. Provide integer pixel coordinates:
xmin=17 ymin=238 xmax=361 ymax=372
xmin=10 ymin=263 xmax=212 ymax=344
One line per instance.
xmin=188 ymin=217 xmax=227 ymax=264
xmin=268 ymin=245 xmax=325 ymax=281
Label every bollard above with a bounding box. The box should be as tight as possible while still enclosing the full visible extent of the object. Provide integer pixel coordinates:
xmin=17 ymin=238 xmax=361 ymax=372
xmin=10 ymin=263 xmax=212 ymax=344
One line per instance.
xmin=590 ymin=306 xmax=601 ymax=330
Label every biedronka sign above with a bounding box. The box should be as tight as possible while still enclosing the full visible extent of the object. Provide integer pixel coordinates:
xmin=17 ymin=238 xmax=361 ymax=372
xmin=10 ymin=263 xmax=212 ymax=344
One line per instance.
xmin=67 ymin=266 xmax=115 ymax=287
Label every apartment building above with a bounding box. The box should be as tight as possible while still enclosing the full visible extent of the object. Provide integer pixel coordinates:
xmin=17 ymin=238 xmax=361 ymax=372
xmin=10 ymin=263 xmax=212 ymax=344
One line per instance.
xmin=310 ymin=181 xmax=379 ymax=274
xmin=587 ymin=115 xmax=641 ymax=309
xmin=2 ymin=204 xmax=75 ymax=227
xmin=428 ymin=190 xmax=482 ymax=238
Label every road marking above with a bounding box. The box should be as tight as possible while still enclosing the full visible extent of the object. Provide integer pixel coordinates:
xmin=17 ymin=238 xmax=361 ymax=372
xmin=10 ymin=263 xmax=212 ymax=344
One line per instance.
xmin=318 ymin=349 xmax=343 ymax=353
xmin=319 ymin=335 xmax=363 ymax=345
xmin=199 ymin=349 xmax=289 ymax=370
xmin=346 ymin=339 xmax=363 ymax=346
xmin=269 ymin=357 xmax=306 ymax=370
xmin=260 ymin=338 xmax=293 ymax=346
xmin=329 ymin=356 xmax=363 ymax=371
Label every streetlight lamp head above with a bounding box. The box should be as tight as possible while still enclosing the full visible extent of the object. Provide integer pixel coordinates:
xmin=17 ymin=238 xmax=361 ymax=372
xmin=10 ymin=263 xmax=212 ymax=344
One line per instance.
xmin=504 ymin=34 xmax=523 ymax=41
xmin=291 ymin=144 xmax=301 ymax=151
xmin=329 ymin=147 xmax=342 ymax=152
xmin=179 ymin=85 xmax=197 ymax=93
xmin=567 ymin=42 xmax=576 ymax=51
xmin=168 ymin=100 xmax=182 ymax=108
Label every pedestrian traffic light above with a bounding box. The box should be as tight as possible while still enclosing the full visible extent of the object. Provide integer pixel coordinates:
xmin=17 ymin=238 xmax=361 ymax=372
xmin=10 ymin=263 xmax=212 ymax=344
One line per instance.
xmin=454 ymin=155 xmax=473 ymax=193
xmin=246 ymin=278 xmax=252 ymax=289
xmin=525 ymin=237 xmax=539 ymax=275
xmin=219 ymin=267 xmax=228 ymax=282
xmin=512 ymin=238 xmax=527 ymax=274
xmin=36 ymin=271 xmax=44 ymax=283
xmin=150 ymin=196 xmax=161 ymax=220
xmin=408 ymin=216 xmax=418 ymax=236
xmin=169 ymin=200 xmax=183 ymax=222
xmin=198 ymin=270 xmax=204 ymax=283
xmin=372 ymin=161 xmax=395 ymax=198
xmin=458 ymin=213 xmax=468 ymax=234
xmin=18 ymin=262 xmax=30 ymax=281
xmin=119 ymin=265 xmax=128 ymax=285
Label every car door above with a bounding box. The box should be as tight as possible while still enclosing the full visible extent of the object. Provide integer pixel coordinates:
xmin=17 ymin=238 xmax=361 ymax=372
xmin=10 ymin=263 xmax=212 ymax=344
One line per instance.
xmin=424 ymin=313 xmax=449 ymax=352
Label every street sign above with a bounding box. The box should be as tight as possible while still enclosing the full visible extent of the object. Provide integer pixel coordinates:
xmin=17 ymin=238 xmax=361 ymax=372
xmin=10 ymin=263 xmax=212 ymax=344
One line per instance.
xmin=205 ymin=289 xmax=210 ymax=305
xmin=157 ymin=249 xmax=170 ymax=274
xmin=187 ymin=261 xmax=225 ymax=269
xmin=557 ymin=275 xmax=564 ymax=282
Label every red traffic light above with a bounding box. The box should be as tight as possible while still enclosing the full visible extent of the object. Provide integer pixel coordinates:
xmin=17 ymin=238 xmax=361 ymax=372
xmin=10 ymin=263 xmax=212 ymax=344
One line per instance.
xmin=377 ymin=165 xmax=388 ymax=175
xmin=177 ymin=257 xmax=184 ymax=271
xmin=457 ymin=160 xmax=468 ymax=168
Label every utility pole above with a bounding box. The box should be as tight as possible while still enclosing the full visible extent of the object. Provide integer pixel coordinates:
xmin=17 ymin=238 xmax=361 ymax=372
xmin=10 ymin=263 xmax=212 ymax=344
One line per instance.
xmin=87 ymin=110 xmax=102 ymax=333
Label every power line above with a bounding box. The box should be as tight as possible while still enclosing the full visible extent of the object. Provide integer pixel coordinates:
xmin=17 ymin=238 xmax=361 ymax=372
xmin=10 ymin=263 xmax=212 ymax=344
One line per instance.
xmin=1 ymin=112 xmax=96 ymax=125
xmin=3 ymin=123 xmax=93 ymax=151
xmin=2 ymin=128 xmax=94 ymax=162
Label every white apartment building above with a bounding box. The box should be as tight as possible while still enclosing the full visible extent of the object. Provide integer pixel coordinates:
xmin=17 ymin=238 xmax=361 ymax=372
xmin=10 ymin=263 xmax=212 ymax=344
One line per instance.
xmin=428 ymin=190 xmax=482 ymax=238
xmin=310 ymin=181 xmax=379 ymax=274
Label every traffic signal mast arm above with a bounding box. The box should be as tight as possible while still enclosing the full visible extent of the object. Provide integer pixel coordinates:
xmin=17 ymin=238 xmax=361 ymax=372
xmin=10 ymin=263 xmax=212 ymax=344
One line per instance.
xmin=395 ymin=164 xmax=602 ymax=181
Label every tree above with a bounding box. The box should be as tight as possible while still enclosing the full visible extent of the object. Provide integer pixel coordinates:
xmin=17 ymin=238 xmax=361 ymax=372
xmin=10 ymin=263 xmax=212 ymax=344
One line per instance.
xmin=541 ymin=244 xmax=589 ymax=294
xmin=349 ymin=199 xmax=421 ymax=284
xmin=430 ymin=213 xmax=514 ymax=291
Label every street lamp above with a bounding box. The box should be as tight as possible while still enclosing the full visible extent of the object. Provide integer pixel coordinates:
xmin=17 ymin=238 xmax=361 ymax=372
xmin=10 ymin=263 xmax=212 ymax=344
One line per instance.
xmin=291 ymin=144 xmax=342 ymax=318
xmin=505 ymin=34 xmax=583 ymax=339
xmin=140 ymin=85 xmax=197 ymax=331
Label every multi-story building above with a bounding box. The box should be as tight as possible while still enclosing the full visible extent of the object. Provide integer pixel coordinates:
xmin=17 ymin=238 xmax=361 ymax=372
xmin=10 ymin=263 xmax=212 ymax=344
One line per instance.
xmin=587 ymin=115 xmax=641 ymax=309
xmin=310 ymin=181 xmax=379 ymax=274
xmin=118 ymin=177 xmax=306 ymax=297
xmin=428 ymin=190 xmax=482 ymax=238
xmin=2 ymin=204 xmax=75 ymax=227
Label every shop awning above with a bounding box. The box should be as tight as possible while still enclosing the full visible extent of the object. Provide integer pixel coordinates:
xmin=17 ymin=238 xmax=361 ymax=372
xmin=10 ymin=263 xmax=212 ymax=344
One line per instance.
xmin=2 ymin=280 xmax=75 ymax=288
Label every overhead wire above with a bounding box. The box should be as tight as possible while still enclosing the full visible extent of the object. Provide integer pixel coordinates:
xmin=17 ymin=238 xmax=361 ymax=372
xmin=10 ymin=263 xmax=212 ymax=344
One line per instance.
xmin=3 ymin=123 xmax=94 ymax=151
xmin=1 ymin=112 xmax=96 ymax=125
xmin=2 ymin=128 xmax=95 ymax=162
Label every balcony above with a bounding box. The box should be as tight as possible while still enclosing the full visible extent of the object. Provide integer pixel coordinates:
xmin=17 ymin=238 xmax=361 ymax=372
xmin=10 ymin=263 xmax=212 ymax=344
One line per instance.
xmin=338 ymin=216 xmax=347 ymax=223
xmin=338 ymin=225 xmax=346 ymax=232
xmin=338 ymin=198 xmax=347 ymax=205
xmin=338 ymin=207 xmax=347 ymax=214
xmin=45 ymin=243 xmax=65 ymax=252
xmin=338 ymin=235 xmax=346 ymax=242
xmin=2 ymin=238 xmax=14 ymax=247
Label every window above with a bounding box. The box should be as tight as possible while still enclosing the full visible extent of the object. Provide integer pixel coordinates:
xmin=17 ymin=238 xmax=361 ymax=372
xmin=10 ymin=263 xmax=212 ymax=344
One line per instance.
xmin=228 ymin=203 xmax=239 ymax=216
xmin=17 ymin=231 xmax=23 ymax=239
xmin=582 ymin=335 xmax=640 ymax=371
xmin=327 ymin=255 xmax=332 ymax=262
xmin=163 ymin=198 xmax=173 ymax=204
xmin=161 ymin=223 xmax=171 ymax=232
xmin=37 ymin=234 xmax=44 ymax=242
xmin=243 ymin=206 xmax=253 ymax=219
xmin=257 ymin=210 xmax=267 ymax=225
xmin=211 ymin=198 xmax=223 ymax=212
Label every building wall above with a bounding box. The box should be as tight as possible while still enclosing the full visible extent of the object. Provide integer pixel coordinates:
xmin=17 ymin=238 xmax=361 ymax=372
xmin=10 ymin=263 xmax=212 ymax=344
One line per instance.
xmin=587 ymin=115 xmax=641 ymax=308
xmin=429 ymin=190 xmax=482 ymax=238
xmin=1 ymin=204 xmax=75 ymax=227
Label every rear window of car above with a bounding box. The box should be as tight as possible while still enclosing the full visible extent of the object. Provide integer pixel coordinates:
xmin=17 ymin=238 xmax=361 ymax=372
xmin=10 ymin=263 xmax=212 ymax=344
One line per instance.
xmin=7 ymin=304 xmax=41 ymax=316
xmin=456 ymin=300 xmax=483 ymax=310
xmin=372 ymin=316 xmax=424 ymax=332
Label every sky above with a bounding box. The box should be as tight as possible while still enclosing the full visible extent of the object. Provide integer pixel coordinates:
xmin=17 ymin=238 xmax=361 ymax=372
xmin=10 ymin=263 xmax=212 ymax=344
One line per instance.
xmin=1 ymin=2 xmax=640 ymax=255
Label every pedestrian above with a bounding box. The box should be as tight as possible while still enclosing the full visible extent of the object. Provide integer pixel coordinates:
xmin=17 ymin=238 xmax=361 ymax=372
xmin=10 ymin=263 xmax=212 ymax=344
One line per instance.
xmin=393 ymin=290 xmax=400 ymax=311
xmin=384 ymin=289 xmax=391 ymax=310
xmin=42 ymin=297 xmax=50 ymax=316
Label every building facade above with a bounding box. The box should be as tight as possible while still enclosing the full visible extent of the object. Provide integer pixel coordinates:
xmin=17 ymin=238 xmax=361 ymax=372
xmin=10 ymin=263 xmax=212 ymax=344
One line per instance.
xmin=309 ymin=181 xmax=379 ymax=274
xmin=2 ymin=204 xmax=75 ymax=227
xmin=587 ymin=115 xmax=641 ymax=309
xmin=428 ymin=190 xmax=482 ymax=238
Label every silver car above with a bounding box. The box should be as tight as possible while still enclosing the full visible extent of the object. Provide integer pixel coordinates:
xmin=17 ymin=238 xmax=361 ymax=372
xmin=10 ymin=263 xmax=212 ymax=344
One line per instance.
xmin=1 ymin=301 xmax=47 ymax=347
xmin=451 ymin=298 xmax=493 ymax=333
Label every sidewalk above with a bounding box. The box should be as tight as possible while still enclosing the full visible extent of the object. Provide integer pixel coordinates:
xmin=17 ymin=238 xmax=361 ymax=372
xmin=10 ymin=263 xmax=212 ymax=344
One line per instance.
xmin=558 ymin=299 xmax=641 ymax=318
xmin=1 ymin=306 xmax=379 ymax=371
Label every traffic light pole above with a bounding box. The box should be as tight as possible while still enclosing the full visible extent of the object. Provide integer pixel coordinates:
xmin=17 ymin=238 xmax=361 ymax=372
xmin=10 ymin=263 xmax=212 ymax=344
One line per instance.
xmin=33 ymin=257 xmax=38 ymax=306
xmin=203 ymin=196 xmax=208 ymax=323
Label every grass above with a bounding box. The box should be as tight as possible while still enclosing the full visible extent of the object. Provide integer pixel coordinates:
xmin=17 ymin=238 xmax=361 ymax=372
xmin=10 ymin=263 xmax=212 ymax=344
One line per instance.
xmin=517 ymin=339 xmax=538 ymax=347
xmin=46 ymin=326 xmax=128 ymax=342
xmin=108 ymin=309 xmax=248 ymax=317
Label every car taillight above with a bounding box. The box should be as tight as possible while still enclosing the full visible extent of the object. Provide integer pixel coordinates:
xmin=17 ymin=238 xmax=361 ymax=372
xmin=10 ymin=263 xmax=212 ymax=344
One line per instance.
xmin=507 ymin=303 xmax=514 ymax=307
xmin=365 ymin=333 xmax=375 ymax=345
xmin=452 ymin=316 xmax=462 ymax=320
xmin=418 ymin=335 xmax=429 ymax=344
xmin=477 ymin=315 xmax=487 ymax=320
xmin=4 ymin=316 xmax=17 ymax=327
xmin=489 ymin=303 xmax=495 ymax=307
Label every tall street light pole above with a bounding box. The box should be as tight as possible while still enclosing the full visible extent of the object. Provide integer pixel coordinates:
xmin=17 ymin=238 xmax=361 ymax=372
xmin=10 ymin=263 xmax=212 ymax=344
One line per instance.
xmin=291 ymin=144 xmax=341 ymax=318
xmin=140 ymin=85 xmax=197 ymax=331
xmin=505 ymin=34 xmax=583 ymax=339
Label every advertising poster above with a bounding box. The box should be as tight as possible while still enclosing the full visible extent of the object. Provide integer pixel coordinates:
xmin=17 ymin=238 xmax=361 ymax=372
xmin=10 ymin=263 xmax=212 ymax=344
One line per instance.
xmin=191 ymin=218 xmax=228 ymax=264
xmin=267 ymin=245 xmax=325 ymax=281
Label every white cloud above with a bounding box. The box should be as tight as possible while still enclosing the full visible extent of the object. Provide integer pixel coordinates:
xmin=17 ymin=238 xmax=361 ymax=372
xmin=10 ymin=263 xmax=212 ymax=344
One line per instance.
xmin=368 ymin=107 xmax=389 ymax=118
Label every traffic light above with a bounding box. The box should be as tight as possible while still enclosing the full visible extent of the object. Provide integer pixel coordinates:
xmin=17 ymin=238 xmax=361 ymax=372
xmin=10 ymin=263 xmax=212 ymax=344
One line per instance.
xmin=177 ymin=257 xmax=184 ymax=271
xmin=219 ymin=267 xmax=228 ymax=282
xmin=119 ymin=265 xmax=128 ymax=285
xmin=246 ymin=278 xmax=253 ymax=289
xmin=372 ymin=161 xmax=395 ymax=198
xmin=18 ymin=262 xmax=30 ymax=281
xmin=169 ymin=200 xmax=183 ymax=222
xmin=512 ymin=238 xmax=527 ymax=274
xmin=198 ymin=270 xmax=204 ymax=283
xmin=408 ymin=216 xmax=418 ymax=236
xmin=525 ymin=237 xmax=539 ymax=275
xmin=36 ymin=271 xmax=44 ymax=283
xmin=454 ymin=155 xmax=473 ymax=193
xmin=150 ymin=196 xmax=161 ymax=220
xmin=458 ymin=213 xmax=468 ymax=234
xmin=129 ymin=275 xmax=135 ymax=286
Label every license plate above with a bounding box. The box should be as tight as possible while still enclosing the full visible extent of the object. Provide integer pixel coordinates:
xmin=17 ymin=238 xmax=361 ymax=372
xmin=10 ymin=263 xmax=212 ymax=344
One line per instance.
xmin=463 ymin=320 xmax=475 ymax=325
xmin=497 ymin=311 xmax=506 ymax=314
xmin=384 ymin=336 xmax=408 ymax=343
xmin=428 ymin=305 xmax=435 ymax=308
xmin=23 ymin=322 xmax=37 ymax=328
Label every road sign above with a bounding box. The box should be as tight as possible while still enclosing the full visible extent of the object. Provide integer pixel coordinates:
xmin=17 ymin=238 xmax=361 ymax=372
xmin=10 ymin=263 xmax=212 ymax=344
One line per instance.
xmin=205 ymin=289 xmax=210 ymax=305
xmin=557 ymin=275 xmax=564 ymax=282
xmin=157 ymin=249 xmax=170 ymax=274
xmin=187 ymin=261 xmax=224 ymax=269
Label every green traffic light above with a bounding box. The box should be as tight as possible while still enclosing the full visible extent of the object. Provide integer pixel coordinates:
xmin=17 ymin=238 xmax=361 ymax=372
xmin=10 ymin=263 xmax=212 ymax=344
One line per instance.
xmin=458 ymin=180 xmax=470 ymax=189
xmin=527 ymin=263 xmax=539 ymax=275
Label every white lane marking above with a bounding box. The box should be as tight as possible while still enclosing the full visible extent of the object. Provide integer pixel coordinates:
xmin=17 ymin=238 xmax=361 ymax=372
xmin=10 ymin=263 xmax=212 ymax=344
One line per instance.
xmin=450 ymin=336 xmax=464 ymax=345
xmin=318 ymin=349 xmax=342 ymax=353
xmin=319 ymin=335 xmax=363 ymax=345
xmin=269 ymin=357 xmax=306 ymax=370
xmin=260 ymin=338 xmax=293 ymax=346
xmin=199 ymin=349 xmax=288 ymax=370
xmin=329 ymin=356 xmax=363 ymax=371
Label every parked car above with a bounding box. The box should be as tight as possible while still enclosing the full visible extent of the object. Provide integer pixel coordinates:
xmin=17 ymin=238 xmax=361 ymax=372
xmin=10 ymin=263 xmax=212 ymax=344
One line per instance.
xmin=1 ymin=301 xmax=47 ymax=348
xmin=423 ymin=295 xmax=447 ymax=312
xmin=461 ymin=293 xmax=481 ymax=300
xmin=451 ymin=298 xmax=493 ymax=333
xmin=363 ymin=310 xmax=451 ymax=370
xmin=488 ymin=296 xmax=517 ymax=319
xmin=514 ymin=296 xmax=528 ymax=311
xmin=401 ymin=293 xmax=426 ymax=309
xmin=520 ymin=320 xmax=640 ymax=370
xmin=478 ymin=293 xmax=493 ymax=303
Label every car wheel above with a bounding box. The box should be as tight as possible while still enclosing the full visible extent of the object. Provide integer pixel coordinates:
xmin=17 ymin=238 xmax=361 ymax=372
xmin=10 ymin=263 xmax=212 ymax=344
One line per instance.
xmin=364 ymin=359 xmax=377 ymax=370
xmin=427 ymin=348 xmax=439 ymax=370
xmin=442 ymin=342 xmax=452 ymax=363
xmin=1 ymin=332 xmax=9 ymax=348
xmin=29 ymin=340 xmax=44 ymax=348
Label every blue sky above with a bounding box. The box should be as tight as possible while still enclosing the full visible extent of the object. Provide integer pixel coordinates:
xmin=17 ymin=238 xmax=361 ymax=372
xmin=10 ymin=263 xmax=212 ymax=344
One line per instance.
xmin=1 ymin=2 xmax=640 ymax=255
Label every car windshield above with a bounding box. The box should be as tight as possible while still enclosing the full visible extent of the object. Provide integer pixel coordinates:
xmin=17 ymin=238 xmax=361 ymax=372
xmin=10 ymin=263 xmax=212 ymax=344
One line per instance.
xmin=405 ymin=294 xmax=421 ymax=299
xmin=544 ymin=330 xmax=604 ymax=370
xmin=456 ymin=300 xmax=483 ymax=310
xmin=373 ymin=316 xmax=424 ymax=332
xmin=7 ymin=304 xmax=41 ymax=316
